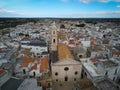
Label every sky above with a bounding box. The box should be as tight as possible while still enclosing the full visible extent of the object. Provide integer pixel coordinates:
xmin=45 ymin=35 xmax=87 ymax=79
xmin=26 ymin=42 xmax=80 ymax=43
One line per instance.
xmin=0 ymin=0 xmax=120 ymax=18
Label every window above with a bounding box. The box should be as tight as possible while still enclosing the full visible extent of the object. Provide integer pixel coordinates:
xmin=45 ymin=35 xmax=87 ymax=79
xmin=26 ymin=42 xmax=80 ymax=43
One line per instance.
xmin=48 ymin=83 xmax=51 ymax=87
xmin=23 ymin=69 xmax=26 ymax=74
xmin=55 ymin=72 xmax=58 ymax=76
xmin=33 ymin=72 xmax=36 ymax=76
xmin=81 ymin=73 xmax=84 ymax=79
xmin=113 ymin=77 xmax=115 ymax=81
xmin=36 ymin=48 xmax=38 ymax=50
xmin=64 ymin=67 xmax=69 ymax=71
xmin=39 ymin=82 xmax=41 ymax=86
xmin=53 ymin=31 xmax=55 ymax=34
xmin=56 ymin=79 xmax=58 ymax=82
xmin=79 ymin=55 xmax=83 ymax=58
xmin=105 ymin=72 xmax=108 ymax=76
xmin=74 ymin=78 xmax=76 ymax=81
xmin=37 ymin=53 xmax=40 ymax=55
xmin=114 ymin=69 xmax=117 ymax=75
xmin=53 ymin=39 xmax=56 ymax=43
xmin=41 ymin=49 xmax=45 ymax=51
xmin=75 ymin=71 xmax=78 ymax=75
xmin=85 ymin=72 xmax=87 ymax=77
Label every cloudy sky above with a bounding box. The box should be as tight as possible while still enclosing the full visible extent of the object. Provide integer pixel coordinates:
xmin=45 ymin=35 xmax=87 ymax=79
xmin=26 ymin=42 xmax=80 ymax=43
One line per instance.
xmin=0 ymin=0 xmax=120 ymax=18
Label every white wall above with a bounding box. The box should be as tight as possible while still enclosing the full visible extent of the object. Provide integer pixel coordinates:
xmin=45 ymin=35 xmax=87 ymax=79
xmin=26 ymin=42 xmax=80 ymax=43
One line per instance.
xmin=21 ymin=45 xmax=48 ymax=56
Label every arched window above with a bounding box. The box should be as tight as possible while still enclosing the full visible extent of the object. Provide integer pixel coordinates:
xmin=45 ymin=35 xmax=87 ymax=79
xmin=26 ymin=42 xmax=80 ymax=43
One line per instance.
xmin=53 ymin=39 xmax=55 ymax=43
xmin=79 ymin=55 xmax=83 ymax=58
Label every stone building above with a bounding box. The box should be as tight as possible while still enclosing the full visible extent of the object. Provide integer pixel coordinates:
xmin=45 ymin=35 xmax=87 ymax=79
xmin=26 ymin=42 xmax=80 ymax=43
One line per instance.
xmin=51 ymin=43 xmax=82 ymax=82
xmin=50 ymin=22 xmax=82 ymax=83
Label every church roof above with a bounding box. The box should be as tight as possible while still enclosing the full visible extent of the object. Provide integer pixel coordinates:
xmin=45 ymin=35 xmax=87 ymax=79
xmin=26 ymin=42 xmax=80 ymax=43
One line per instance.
xmin=58 ymin=43 xmax=73 ymax=60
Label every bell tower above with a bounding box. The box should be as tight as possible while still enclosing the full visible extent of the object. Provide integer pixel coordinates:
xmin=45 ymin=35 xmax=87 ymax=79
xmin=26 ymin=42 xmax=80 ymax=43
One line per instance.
xmin=50 ymin=22 xmax=58 ymax=63
xmin=51 ymin=22 xmax=57 ymax=51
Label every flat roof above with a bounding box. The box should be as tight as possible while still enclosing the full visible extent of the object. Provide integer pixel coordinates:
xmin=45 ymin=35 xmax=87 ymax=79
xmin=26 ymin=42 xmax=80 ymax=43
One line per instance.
xmin=83 ymin=63 xmax=103 ymax=77
xmin=18 ymin=78 xmax=42 ymax=90
xmin=29 ymin=40 xmax=46 ymax=46
xmin=1 ymin=78 xmax=24 ymax=90
xmin=102 ymin=60 xmax=118 ymax=67
xmin=95 ymin=78 xmax=120 ymax=90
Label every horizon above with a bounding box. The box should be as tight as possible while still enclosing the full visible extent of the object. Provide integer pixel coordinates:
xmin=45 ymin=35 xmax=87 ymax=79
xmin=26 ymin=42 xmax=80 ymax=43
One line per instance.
xmin=0 ymin=17 xmax=120 ymax=19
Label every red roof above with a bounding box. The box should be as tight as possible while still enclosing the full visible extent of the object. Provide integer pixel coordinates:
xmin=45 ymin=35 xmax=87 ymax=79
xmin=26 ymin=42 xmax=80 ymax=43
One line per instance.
xmin=112 ymin=51 xmax=120 ymax=55
xmin=68 ymin=41 xmax=78 ymax=46
xmin=40 ymin=58 xmax=49 ymax=73
xmin=31 ymin=63 xmax=37 ymax=71
xmin=0 ymin=69 xmax=5 ymax=74
xmin=90 ymin=58 xmax=98 ymax=62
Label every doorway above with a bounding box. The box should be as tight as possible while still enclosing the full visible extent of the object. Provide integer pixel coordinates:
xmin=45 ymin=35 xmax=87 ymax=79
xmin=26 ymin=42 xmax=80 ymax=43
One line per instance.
xmin=65 ymin=76 xmax=68 ymax=81
xmin=23 ymin=69 xmax=26 ymax=74
xmin=33 ymin=72 xmax=36 ymax=76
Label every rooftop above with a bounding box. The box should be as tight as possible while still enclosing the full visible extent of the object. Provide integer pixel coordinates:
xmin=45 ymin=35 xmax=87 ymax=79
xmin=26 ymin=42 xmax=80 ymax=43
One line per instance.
xmin=1 ymin=78 xmax=24 ymax=90
xmin=90 ymin=58 xmax=99 ymax=62
xmin=40 ymin=58 xmax=49 ymax=73
xmin=17 ymin=78 xmax=42 ymax=90
xmin=95 ymin=78 xmax=120 ymax=90
xmin=58 ymin=43 xmax=73 ymax=60
xmin=21 ymin=57 xmax=33 ymax=68
xmin=31 ymin=63 xmax=37 ymax=71
xmin=102 ymin=60 xmax=118 ymax=67
xmin=0 ymin=69 xmax=5 ymax=74
xmin=29 ymin=39 xmax=46 ymax=46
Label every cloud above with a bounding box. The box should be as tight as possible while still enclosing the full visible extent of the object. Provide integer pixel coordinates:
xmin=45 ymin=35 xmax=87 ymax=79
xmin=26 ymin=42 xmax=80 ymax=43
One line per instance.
xmin=79 ymin=0 xmax=92 ymax=3
xmin=0 ymin=7 xmax=24 ymax=17
xmin=0 ymin=7 xmax=16 ymax=13
xmin=117 ymin=5 xmax=120 ymax=8
xmin=79 ymin=0 xmax=120 ymax=3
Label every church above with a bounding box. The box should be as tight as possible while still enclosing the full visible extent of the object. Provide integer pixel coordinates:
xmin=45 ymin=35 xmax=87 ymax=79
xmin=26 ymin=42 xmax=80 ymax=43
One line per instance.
xmin=50 ymin=22 xmax=82 ymax=82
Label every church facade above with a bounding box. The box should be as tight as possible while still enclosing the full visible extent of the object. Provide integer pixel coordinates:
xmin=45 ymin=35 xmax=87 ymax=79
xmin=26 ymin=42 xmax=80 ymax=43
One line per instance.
xmin=50 ymin=22 xmax=82 ymax=82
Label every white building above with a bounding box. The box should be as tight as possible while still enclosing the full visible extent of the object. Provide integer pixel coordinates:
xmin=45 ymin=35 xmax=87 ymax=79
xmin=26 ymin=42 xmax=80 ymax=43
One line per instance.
xmin=21 ymin=39 xmax=48 ymax=56
xmin=80 ymin=58 xmax=119 ymax=81
xmin=0 ymin=69 xmax=10 ymax=87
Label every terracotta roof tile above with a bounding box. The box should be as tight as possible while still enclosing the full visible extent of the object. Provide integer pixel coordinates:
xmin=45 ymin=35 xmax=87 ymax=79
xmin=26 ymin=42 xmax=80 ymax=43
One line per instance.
xmin=90 ymin=58 xmax=98 ymax=62
xmin=40 ymin=58 xmax=49 ymax=73
xmin=21 ymin=57 xmax=33 ymax=68
xmin=22 ymin=49 xmax=31 ymax=55
xmin=0 ymin=69 xmax=5 ymax=74
xmin=31 ymin=63 xmax=37 ymax=71
xmin=112 ymin=51 xmax=120 ymax=55
xmin=34 ymin=56 xmax=40 ymax=62
xmin=58 ymin=43 xmax=73 ymax=60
